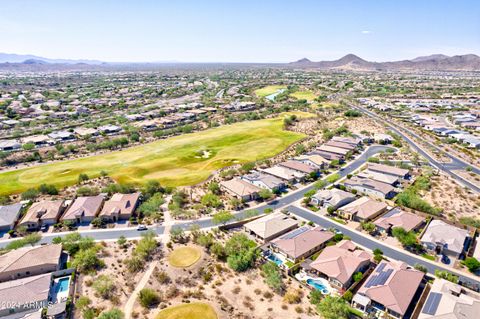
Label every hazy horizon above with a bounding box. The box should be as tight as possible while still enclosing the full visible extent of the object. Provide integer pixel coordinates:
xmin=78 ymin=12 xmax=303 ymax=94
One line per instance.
xmin=1 ymin=0 xmax=479 ymax=63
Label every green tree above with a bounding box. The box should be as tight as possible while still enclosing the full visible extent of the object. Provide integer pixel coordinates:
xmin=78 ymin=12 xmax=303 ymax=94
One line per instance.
xmin=309 ymin=289 xmax=322 ymax=305
xmin=361 ymin=222 xmax=376 ymax=233
xmin=72 ymin=247 xmax=104 ymax=273
xmin=225 ymin=233 xmax=257 ymax=271
xmin=78 ymin=173 xmax=89 ymax=184
xmin=463 ymin=257 xmax=480 ymax=273
xmin=391 ymin=227 xmax=419 ymax=250
xmin=97 ymin=309 xmax=124 ymax=319
xmin=259 ymin=189 xmax=274 ymax=200
xmin=353 ymin=272 xmax=363 ymax=282
xmin=212 ymin=211 xmax=234 ymax=225
xmin=138 ymin=288 xmax=160 ymax=308
xmin=21 ymin=188 xmax=39 ymax=200
xmin=317 ymin=296 xmax=350 ymax=319
xmin=262 ymin=261 xmax=284 ymax=293
xmin=208 ymin=182 xmax=221 ymax=195
xmin=92 ymin=275 xmax=115 ymax=299
xmin=201 ymin=193 xmax=222 ymax=208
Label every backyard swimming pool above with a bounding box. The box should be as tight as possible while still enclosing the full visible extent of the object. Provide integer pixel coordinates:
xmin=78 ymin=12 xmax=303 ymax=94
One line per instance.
xmin=307 ymin=278 xmax=329 ymax=294
xmin=267 ymin=253 xmax=283 ymax=266
xmin=55 ymin=277 xmax=69 ymax=293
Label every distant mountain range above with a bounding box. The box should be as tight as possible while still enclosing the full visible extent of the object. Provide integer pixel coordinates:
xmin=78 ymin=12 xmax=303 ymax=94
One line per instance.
xmin=0 ymin=53 xmax=104 ymax=65
xmin=0 ymin=52 xmax=479 ymax=71
xmin=288 ymin=54 xmax=480 ymax=71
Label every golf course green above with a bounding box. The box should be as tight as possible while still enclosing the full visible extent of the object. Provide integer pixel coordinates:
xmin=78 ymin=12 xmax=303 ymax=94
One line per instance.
xmin=156 ymin=303 xmax=217 ymax=319
xmin=0 ymin=112 xmax=311 ymax=196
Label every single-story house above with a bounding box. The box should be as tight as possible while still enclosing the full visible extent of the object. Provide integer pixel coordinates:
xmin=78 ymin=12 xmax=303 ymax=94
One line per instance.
xmin=352 ymin=260 xmax=424 ymax=319
xmin=0 ymin=139 xmax=21 ymax=151
xmin=311 ymin=150 xmax=344 ymax=161
xmin=308 ymin=240 xmax=371 ymax=291
xmin=269 ymin=226 xmax=334 ymax=263
xmin=19 ymin=200 xmax=66 ymax=230
xmin=261 ymin=165 xmax=306 ymax=183
xmin=99 ymin=192 xmax=141 ymax=222
xmin=220 ymin=178 xmax=262 ymax=202
xmin=420 ymin=220 xmax=469 ymax=259
xmin=374 ymin=208 xmax=425 ymax=234
xmin=0 ymin=244 xmax=62 ymax=283
xmin=343 ymin=176 xmax=396 ymax=199
xmin=21 ymin=135 xmax=53 ymax=147
xmin=47 ymin=131 xmax=76 ymax=142
xmin=419 ymin=278 xmax=480 ymax=319
xmin=357 ymin=169 xmax=400 ymax=186
xmin=325 ymin=140 xmax=357 ymax=151
xmin=61 ymin=196 xmax=104 ymax=224
xmin=244 ymin=212 xmax=298 ymax=243
xmin=311 ymin=189 xmax=356 ymax=209
xmin=331 ymin=136 xmax=362 ymax=147
xmin=337 ymin=197 xmax=388 ymax=222
xmin=278 ymin=160 xmax=318 ymax=175
xmin=241 ymin=171 xmax=286 ymax=192
xmin=98 ymin=124 xmax=122 ymax=135
xmin=317 ymin=144 xmax=350 ymax=156
xmin=367 ymin=163 xmax=411 ymax=180
xmin=0 ymin=273 xmax=52 ymax=318
xmin=73 ymin=127 xmax=99 ymax=137
xmin=295 ymin=154 xmax=330 ymax=169
xmin=0 ymin=203 xmax=23 ymax=232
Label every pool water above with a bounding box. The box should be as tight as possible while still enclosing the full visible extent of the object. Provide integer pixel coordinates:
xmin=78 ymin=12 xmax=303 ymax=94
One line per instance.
xmin=307 ymin=278 xmax=329 ymax=294
xmin=55 ymin=277 xmax=70 ymax=293
xmin=267 ymin=254 xmax=283 ymax=266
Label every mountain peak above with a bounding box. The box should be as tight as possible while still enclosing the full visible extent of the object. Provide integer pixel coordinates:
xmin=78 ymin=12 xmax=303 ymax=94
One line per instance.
xmin=295 ymin=58 xmax=311 ymax=63
xmin=337 ymin=54 xmax=366 ymax=63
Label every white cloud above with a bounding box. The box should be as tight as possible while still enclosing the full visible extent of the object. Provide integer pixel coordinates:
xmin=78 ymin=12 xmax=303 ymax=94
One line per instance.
xmin=361 ymin=30 xmax=371 ymax=34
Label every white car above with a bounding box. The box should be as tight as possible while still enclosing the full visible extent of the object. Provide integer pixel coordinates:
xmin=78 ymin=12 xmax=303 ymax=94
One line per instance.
xmin=137 ymin=225 xmax=148 ymax=231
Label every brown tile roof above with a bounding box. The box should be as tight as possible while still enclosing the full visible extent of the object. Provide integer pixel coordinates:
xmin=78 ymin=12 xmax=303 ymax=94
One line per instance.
xmin=244 ymin=212 xmax=298 ymax=240
xmin=374 ymin=208 xmax=424 ymax=232
xmin=357 ymin=260 xmax=424 ymax=316
xmin=0 ymin=273 xmax=51 ymax=306
xmin=339 ymin=197 xmax=388 ymax=220
xmin=367 ymin=163 xmax=410 ymax=177
xmin=100 ymin=192 xmax=140 ymax=218
xmin=278 ymin=160 xmax=316 ymax=174
xmin=0 ymin=244 xmax=61 ymax=275
xmin=271 ymin=226 xmax=333 ymax=259
xmin=310 ymin=240 xmax=371 ymax=285
xmin=62 ymin=196 xmax=104 ymax=221
xmin=344 ymin=176 xmax=394 ymax=196
xmin=21 ymin=200 xmax=64 ymax=224
xmin=325 ymin=140 xmax=357 ymax=151
xmin=220 ymin=178 xmax=262 ymax=197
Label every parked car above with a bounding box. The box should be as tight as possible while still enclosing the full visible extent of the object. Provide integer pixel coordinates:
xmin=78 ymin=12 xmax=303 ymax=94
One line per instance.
xmin=137 ymin=225 xmax=148 ymax=231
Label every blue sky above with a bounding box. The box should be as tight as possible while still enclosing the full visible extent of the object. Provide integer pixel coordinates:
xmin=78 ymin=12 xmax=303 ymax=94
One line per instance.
xmin=0 ymin=0 xmax=478 ymax=62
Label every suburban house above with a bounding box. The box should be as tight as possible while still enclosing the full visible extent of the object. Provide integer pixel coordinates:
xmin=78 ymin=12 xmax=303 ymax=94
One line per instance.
xmin=337 ymin=197 xmax=388 ymax=222
xmin=261 ymin=165 xmax=306 ymax=183
xmin=61 ymin=195 xmax=105 ymax=224
xmin=367 ymin=163 xmax=411 ymax=180
xmin=374 ymin=208 xmax=425 ymax=234
xmin=21 ymin=134 xmax=53 ymax=147
xmin=295 ymin=154 xmax=329 ymax=170
xmin=331 ymin=136 xmax=362 ymax=147
xmin=220 ymin=178 xmax=262 ymax=202
xmin=98 ymin=124 xmax=122 ymax=135
xmin=420 ymin=220 xmax=469 ymax=259
xmin=0 ymin=244 xmax=62 ymax=283
xmin=241 ymin=171 xmax=286 ymax=192
xmin=99 ymin=192 xmax=141 ymax=222
xmin=244 ymin=212 xmax=298 ymax=243
xmin=311 ymin=149 xmax=344 ymax=161
xmin=278 ymin=160 xmax=318 ymax=176
xmin=317 ymin=144 xmax=350 ymax=157
xmin=352 ymin=260 xmax=424 ymax=319
xmin=325 ymin=140 xmax=357 ymax=151
xmin=0 ymin=203 xmax=23 ymax=232
xmin=19 ymin=200 xmax=66 ymax=230
xmin=47 ymin=131 xmax=76 ymax=142
xmin=308 ymin=240 xmax=371 ymax=291
xmin=357 ymin=169 xmax=400 ymax=186
xmin=0 ymin=139 xmax=21 ymax=152
xmin=343 ymin=176 xmax=396 ymax=199
xmin=419 ymin=278 xmax=480 ymax=318
xmin=311 ymin=189 xmax=356 ymax=209
xmin=269 ymin=226 xmax=334 ymax=263
xmin=73 ymin=127 xmax=98 ymax=137
xmin=0 ymin=273 xmax=52 ymax=318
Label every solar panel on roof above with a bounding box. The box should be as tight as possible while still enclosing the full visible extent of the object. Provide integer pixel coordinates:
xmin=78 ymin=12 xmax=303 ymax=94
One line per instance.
xmin=422 ymin=292 xmax=442 ymax=315
xmin=376 ymin=263 xmax=386 ymax=273
xmin=376 ymin=269 xmax=393 ymax=286
xmin=383 ymin=208 xmax=401 ymax=218
xmin=280 ymin=226 xmax=309 ymax=240
xmin=365 ymin=275 xmax=378 ymax=288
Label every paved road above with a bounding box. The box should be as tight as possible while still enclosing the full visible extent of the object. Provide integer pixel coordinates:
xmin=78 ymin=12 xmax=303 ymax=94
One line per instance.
xmin=0 ymin=145 xmax=389 ymax=248
xmin=355 ymin=106 xmax=480 ymax=193
xmin=288 ymin=205 xmax=480 ymax=291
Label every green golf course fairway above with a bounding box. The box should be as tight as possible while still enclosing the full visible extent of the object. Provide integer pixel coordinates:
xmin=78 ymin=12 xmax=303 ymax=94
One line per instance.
xmin=254 ymin=85 xmax=287 ymax=97
xmin=0 ymin=112 xmax=311 ymax=196
xmin=156 ymin=303 xmax=217 ymax=319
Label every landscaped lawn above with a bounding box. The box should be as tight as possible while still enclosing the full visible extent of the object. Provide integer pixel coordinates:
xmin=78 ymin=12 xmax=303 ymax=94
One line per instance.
xmin=254 ymin=85 xmax=287 ymax=97
xmin=168 ymin=246 xmax=202 ymax=268
xmin=0 ymin=112 xmax=312 ymax=196
xmin=290 ymin=90 xmax=316 ymax=102
xmin=156 ymin=302 xmax=217 ymax=319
